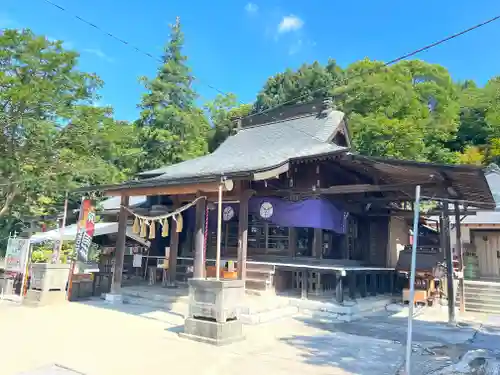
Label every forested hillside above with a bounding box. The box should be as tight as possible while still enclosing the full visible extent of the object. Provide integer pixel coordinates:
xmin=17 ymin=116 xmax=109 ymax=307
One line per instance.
xmin=1 ymin=18 xmax=499 ymax=243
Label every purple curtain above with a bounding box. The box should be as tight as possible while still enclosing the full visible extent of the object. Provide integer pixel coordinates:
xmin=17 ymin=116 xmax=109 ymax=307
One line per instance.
xmin=186 ymin=197 xmax=347 ymax=234
xmin=249 ymin=197 xmax=346 ymax=234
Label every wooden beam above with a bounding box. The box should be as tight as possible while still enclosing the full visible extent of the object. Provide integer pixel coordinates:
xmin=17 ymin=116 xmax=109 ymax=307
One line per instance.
xmin=193 ymin=195 xmax=206 ymax=279
xmin=319 ymin=183 xmax=436 ymax=195
xmin=167 ymin=199 xmax=180 ymax=285
xmin=104 ymin=181 xmax=232 ymax=197
xmin=110 ymin=195 xmax=129 ymax=295
xmin=237 ymin=190 xmax=253 ymax=281
xmin=367 ymin=210 xmax=478 ymax=217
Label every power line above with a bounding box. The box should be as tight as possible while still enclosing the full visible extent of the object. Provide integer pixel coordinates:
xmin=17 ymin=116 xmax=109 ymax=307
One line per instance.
xmin=245 ymin=14 xmax=500 ymax=121
xmin=40 ymin=0 xmax=232 ymax=98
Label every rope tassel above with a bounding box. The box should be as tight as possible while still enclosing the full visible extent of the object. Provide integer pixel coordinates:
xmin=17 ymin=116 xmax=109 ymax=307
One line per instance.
xmin=140 ymin=219 xmax=147 ymax=238
xmin=132 ymin=217 xmax=140 ymax=234
xmin=161 ymin=218 xmax=169 ymax=237
xmin=149 ymin=220 xmax=156 ymax=239
xmin=176 ymin=213 xmax=183 ymax=233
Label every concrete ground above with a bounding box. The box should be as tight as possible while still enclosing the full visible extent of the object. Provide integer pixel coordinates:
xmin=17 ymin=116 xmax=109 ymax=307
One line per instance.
xmin=0 ymin=299 xmax=499 ymax=375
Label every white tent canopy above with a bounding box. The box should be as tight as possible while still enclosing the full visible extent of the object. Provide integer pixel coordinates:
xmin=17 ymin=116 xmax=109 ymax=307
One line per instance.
xmin=29 ymin=222 xmax=150 ymax=247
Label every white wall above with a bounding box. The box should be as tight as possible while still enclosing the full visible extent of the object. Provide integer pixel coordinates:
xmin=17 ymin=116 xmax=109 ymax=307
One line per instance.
xmin=387 ymin=216 xmax=410 ymax=267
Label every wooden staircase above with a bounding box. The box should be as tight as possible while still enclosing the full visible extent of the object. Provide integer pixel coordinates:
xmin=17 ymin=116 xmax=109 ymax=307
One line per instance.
xmin=173 ymin=260 xmax=275 ymax=295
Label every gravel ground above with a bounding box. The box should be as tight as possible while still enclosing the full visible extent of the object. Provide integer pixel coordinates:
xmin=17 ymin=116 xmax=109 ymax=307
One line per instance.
xmin=0 ymin=299 xmax=498 ymax=375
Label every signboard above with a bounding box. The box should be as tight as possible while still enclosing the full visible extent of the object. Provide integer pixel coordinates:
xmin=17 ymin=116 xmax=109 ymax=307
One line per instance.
xmin=4 ymin=238 xmax=30 ymax=273
xmin=74 ymin=199 xmax=96 ymax=263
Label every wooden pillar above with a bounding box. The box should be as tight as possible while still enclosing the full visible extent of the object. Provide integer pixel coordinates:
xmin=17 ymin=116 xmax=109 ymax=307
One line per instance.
xmin=369 ymin=273 xmax=377 ymax=296
xmin=359 ymin=273 xmax=367 ymax=297
xmin=111 ymin=195 xmax=129 ymax=294
xmin=301 ymin=268 xmax=308 ymax=299
xmin=454 ymin=203 xmax=465 ymax=313
xmin=442 ymin=204 xmax=456 ymax=323
xmin=237 ymin=190 xmax=252 ymax=281
xmin=288 ymin=227 xmax=297 ymax=257
xmin=193 ymin=196 xmax=206 ymax=279
xmin=335 ymin=273 xmax=344 ymax=303
xmin=168 ymin=208 xmax=179 ymax=284
xmin=312 ymin=228 xmax=323 ymax=259
xmin=348 ymin=272 xmax=356 ymax=299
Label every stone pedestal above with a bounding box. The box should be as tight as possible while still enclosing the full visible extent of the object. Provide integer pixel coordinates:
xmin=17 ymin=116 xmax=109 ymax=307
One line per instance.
xmin=179 ymin=278 xmax=245 ymax=345
xmin=30 ymin=263 xmax=70 ymax=291
xmin=23 ymin=263 xmax=70 ymax=306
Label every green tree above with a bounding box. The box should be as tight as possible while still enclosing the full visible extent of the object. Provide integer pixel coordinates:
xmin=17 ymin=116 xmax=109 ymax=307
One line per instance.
xmin=57 ymin=105 xmax=141 ymax=186
xmin=205 ymin=94 xmax=252 ymax=152
xmin=0 ymin=29 xmax=102 ymax=221
xmin=136 ymin=17 xmax=210 ymax=170
xmin=255 ymin=58 xmax=461 ymax=163
xmin=254 ymin=60 xmax=343 ymax=112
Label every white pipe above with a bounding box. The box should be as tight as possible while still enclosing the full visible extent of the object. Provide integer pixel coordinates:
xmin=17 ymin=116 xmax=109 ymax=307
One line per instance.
xmin=215 ymin=180 xmax=223 ymax=280
xmin=405 ymin=185 xmax=421 ymax=375
xmin=53 ymin=192 xmax=69 ymax=263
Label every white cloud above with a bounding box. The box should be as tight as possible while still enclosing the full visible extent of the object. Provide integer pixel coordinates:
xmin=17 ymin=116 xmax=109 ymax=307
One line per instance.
xmin=83 ymin=48 xmax=114 ymax=63
xmin=245 ymin=3 xmax=259 ymax=14
xmin=278 ymin=15 xmax=303 ymax=33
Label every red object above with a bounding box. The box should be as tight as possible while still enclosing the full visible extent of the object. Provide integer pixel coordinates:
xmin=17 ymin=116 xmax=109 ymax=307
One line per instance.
xmin=41 ymin=223 xmax=47 ymax=232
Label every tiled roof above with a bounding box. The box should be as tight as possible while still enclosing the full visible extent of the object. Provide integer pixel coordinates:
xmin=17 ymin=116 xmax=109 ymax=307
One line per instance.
xmin=138 ymin=109 xmax=347 ymax=182
xmin=460 ymin=167 xmax=500 ymax=224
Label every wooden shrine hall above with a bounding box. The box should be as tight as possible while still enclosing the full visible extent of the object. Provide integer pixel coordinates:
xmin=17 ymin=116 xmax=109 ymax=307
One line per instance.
xmin=76 ymin=98 xmax=495 ymax=304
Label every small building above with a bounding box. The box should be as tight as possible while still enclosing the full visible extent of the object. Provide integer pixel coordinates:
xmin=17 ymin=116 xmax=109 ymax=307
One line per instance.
xmin=76 ymin=99 xmax=495 ymax=305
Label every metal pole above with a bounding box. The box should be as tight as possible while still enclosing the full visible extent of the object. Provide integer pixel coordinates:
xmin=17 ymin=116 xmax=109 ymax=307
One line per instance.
xmin=215 ymin=178 xmax=224 ymax=281
xmin=405 ymin=185 xmax=421 ymax=375
xmin=454 ymin=203 xmax=465 ymax=313
xmin=443 ymin=203 xmax=456 ymax=324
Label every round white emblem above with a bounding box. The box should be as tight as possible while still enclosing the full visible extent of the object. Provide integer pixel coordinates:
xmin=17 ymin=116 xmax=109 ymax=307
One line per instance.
xmin=259 ymin=201 xmax=274 ymax=219
xmin=223 ymin=206 xmax=235 ymax=221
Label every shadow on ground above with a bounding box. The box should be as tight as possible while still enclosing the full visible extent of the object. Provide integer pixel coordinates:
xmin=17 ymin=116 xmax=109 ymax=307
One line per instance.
xmin=281 ymin=310 xmax=500 ymax=375
xmin=78 ymin=298 xmax=186 ymax=326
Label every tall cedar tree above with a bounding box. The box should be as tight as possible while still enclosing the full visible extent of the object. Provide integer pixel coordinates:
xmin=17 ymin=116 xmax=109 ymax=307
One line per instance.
xmin=136 ymin=17 xmax=209 ymax=171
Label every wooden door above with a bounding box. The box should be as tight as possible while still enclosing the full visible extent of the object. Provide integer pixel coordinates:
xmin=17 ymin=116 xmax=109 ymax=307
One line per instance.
xmin=473 ymin=231 xmax=500 ymax=278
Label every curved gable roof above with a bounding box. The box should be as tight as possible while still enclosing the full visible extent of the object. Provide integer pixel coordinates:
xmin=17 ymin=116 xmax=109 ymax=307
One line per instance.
xmin=138 ymin=109 xmax=348 ymax=183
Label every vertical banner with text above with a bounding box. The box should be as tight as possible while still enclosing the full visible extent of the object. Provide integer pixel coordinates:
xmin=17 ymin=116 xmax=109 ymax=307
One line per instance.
xmin=74 ymin=199 xmax=96 ymax=264
xmin=5 ymin=238 xmax=30 ymax=274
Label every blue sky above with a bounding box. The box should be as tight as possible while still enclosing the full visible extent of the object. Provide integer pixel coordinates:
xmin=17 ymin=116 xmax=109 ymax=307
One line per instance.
xmin=1 ymin=0 xmax=499 ymax=121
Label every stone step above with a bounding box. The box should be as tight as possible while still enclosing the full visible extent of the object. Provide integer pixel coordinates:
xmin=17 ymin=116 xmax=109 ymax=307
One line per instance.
xmin=462 ymin=282 xmax=500 ymax=313
xmin=240 ymin=305 xmax=298 ymax=325
xmin=464 ymin=284 xmax=500 ymax=291
xmin=463 ymin=294 xmax=500 ymax=303
xmin=245 ymin=279 xmax=272 ymax=292
xmin=246 ymin=270 xmax=273 ymax=279
xmin=464 ymin=303 xmax=500 ymax=315
xmin=244 ymin=288 xmax=275 ymax=297
xmin=246 ymin=263 xmax=275 ymax=273
xmin=246 ymin=267 xmax=275 ymax=275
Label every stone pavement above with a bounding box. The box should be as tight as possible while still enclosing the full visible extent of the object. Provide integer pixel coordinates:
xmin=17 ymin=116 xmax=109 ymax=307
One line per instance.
xmin=0 ymin=299 xmax=499 ymax=375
